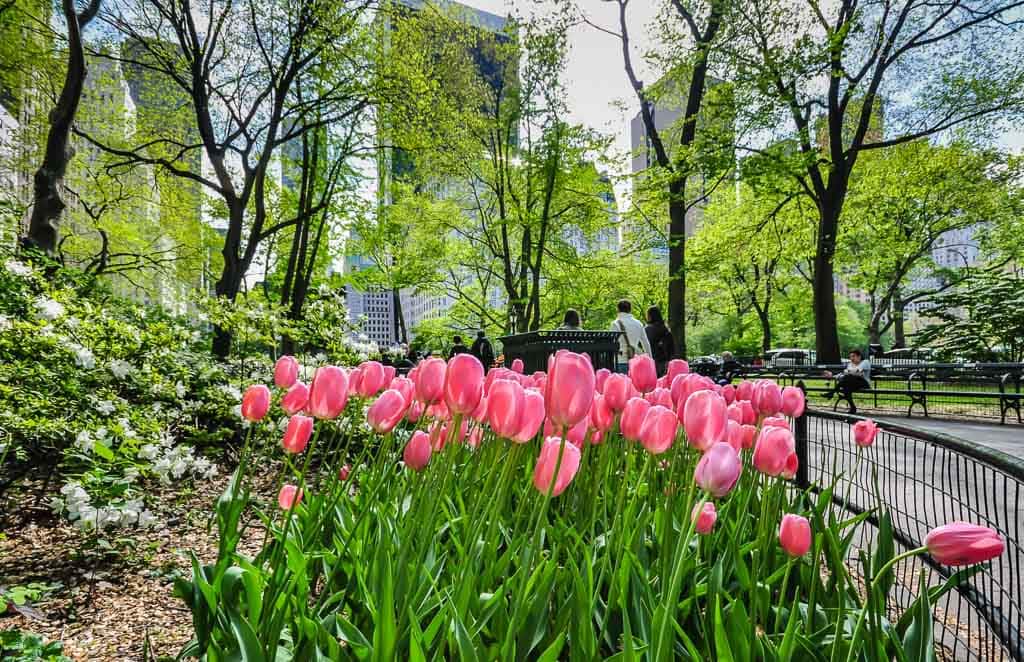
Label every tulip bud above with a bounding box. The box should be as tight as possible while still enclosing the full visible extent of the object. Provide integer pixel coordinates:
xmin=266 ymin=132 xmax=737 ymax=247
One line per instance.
xmin=780 ymin=386 xmax=805 ymax=418
xmin=595 ymin=368 xmax=611 ymax=393
xmin=645 ymin=387 xmax=673 ymax=409
xmin=512 ymin=389 xmax=546 ymax=443
xmin=357 ymin=361 xmax=387 ymax=398
xmin=545 ymin=351 xmax=595 ymax=428
xmin=532 ymin=437 xmax=582 ymax=497
xmin=590 ymin=393 xmax=614 ymax=432
xmin=445 ymin=354 xmax=485 ymax=415
xmin=620 ymin=397 xmax=651 ymax=442
xmin=762 ymin=416 xmax=790 ymax=430
xmin=241 ymin=384 xmax=271 ymax=421
xmin=692 ymin=501 xmax=717 ymax=535
xmin=629 ymin=355 xmax=658 ymax=394
xmin=666 ymin=359 xmax=689 ymax=382
xmin=367 ymin=389 xmax=407 ymax=434
xmin=339 ymin=464 xmax=351 ymax=481
xmin=278 ymin=484 xmax=302 ymax=510
xmin=852 ymin=419 xmax=879 ymax=447
xmin=694 ymin=442 xmax=742 ymax=497
xmin=415 ymin=358 xmax=447 ymax=404
xmin=754 ymin=381 xmax=783 ymax=416
xmin=753 ymin=426 xmax=796 ymax=476
xmin=282 ymin=414 xmax=313 ymax=454
xmin=404 ymin=430 xmax=432 ymax=471
xmin=307 ymin=366 xmax=348 ymax=419
xmin=511 ymin=358 xmax=525 ymax=374
xmin=389 ymin=376 xmax=415 ymax=407
xmin=925 ymin=522 xmax=1005 ymax=566
xmin=682 ymin=390 xmax=728 ymax=452
xmin=488 ymin=379 xmax=525 ymax=439
xmin=281 ymin=381 xmax=309 ymax=416
xmin=603 ymin=373 xmax=631 ymax=412
xmin=274 ymin=355 xmax=299 ymax=389
xmin=779 ymin=514 xmax=812 ymax=557
xmin=736 ymin=380 xmax=754 ymax=402
xmin=640 ymin=405 xmax=678 ymax=455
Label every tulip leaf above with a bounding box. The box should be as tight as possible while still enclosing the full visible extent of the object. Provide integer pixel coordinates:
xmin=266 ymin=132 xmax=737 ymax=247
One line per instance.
xmin=901 ymin=571 xmax=936 ymax=662
xmin=535 ymin=633 xmax=566 ymax=662
xmin=713 ymin=595 xmax=735 ymax=662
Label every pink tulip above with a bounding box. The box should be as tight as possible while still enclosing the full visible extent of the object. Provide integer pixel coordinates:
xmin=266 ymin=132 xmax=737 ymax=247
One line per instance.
xmin=358 ymin=361 xmax=387 ymax=398
xmin=339 ymin=464 xmax=351 ymax=481
xmin=308 ymin=366 xmax=348 ymax=419
xmin=241 ymin=384 xmax=271 ymax=421
xmin=281 ymin=381 xmax=309 ymax=416
xmin=925 ymin=522 xmax=1005 ymax=566
xmin=347 ymin=367 xmax=363 ymax=396
xmin=721 ymin=384 xmax=736 ymax=405
xmin=666 ymin=359 xmax=689 ymax=381
xmin=426 ymin=400 xmax=450 ymax=421
xmin=620 ymin=397 xmax=652 ymax=442
xmin=404 ymin=430 xmax=432 ymax=471
xmin=727 ymin=402 xmax=744 ymax=424
xmin=629 ymin=355 xmax=658 ymax=393
xmin=565 ymin=417 xmax=589 ymax=447
xmin=590 ymin=393 xmax=614 ymax=432
xmin=512 ymin=389 xmax=546 ymax=443
xmin=781 ymin=452 xmax=799 ymax=480
xmin=415 ymin=358 xmax=446 ymax=404
xmin=406 ymin=401 xmax=424 ymax=422
xmin=779 ymin=514 xmax=812 ymax=557
xmin=645 ymin=387 xmax=674 ymax=409
xmin=383 ymin=365 xmax=396 ymax=384
xmin=694 ymin=442 xmax=742 ymax=497
xmin=532 ymin=437 xmax=582 ymax=497
xmin=545 ymin=351 xmax=595 ymax=428
xmin=511 ymin=358 xmax=525 ymax=374
xmin=736 ymin=380 xmax=754 ymax=402
xmin=762 ymin=416 xmax=790 ymax=430
xmin=739 ymin=424 xmax=758 ymax=450
xmin=692 ymin=501 xmax=717 ymax=535
xmin=738 ymin=400 xmax=757 ymax=426
xmin=640 ymin=405 xmax=678 ymax=455
xmin=278 ymin=484 xmax=302 ymax=510
xmin=389 ymin=376 xmax=415 ymax=407
xmin=754 ymin=381 xmax=783 ymax=416
xmin=595 ymin=368 xmax=611 ymax=393
xmin=725 ymin=420 xmax=744 ymax=452
xmin=471 ymin=394 xmax=489 ymax=423
xmin=781 ymin=386 xmax=805 ymax=418
xmin=488 ymin=379 xmax=525 ymax=439
xmin=274 ymin=355 xmax=299 ymax=389
xmin=671 ymin=374 xmax=713 ymax=408
xmin=282 ymin=414 xmax=313 ymax=453
xmin=603 ymin=373 xmax=632 ymax=412
xmin=682 ymin=390 xmax=728 ymax=452
xmin=852 ymin=419 xmax=879 ymax=447
xmin=367 ymin=389 xmax=407 ymax=434
xmin=753 ymin=426 xmax=796 ymax=476
xmin=444 ymin=354 xmax=485 ymax=415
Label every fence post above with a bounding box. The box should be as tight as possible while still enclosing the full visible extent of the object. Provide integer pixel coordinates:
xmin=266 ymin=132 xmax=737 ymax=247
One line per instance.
xmin=795 ymin=380 xmax=810 ymax=489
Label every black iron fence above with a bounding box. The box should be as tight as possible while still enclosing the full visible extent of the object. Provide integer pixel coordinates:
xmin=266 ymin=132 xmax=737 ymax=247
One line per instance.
xmin=752 ymin=363 xmax=1024 ymax=424
xmin=498 ymin=330 xmax=620 ymax=374
xmin=796 ymin=407 xmax=1024 ymax=660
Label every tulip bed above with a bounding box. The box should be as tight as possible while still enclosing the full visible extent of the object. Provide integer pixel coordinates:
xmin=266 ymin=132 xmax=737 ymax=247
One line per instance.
xmin=176 ymin=352 xmax=1006 ymax=660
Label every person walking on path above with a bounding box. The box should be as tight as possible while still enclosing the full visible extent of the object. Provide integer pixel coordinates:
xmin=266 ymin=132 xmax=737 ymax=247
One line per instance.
xmin=644 ymin=305 xmax=674 ymax=376
xmin=470 ymin=330 xmax=495 ymax=368
xmin=610 ymin=300 xmax=651 ymax=373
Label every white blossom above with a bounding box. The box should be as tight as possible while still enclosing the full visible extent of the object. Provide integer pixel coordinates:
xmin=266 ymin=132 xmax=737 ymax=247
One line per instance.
xmin=70 ymin=344 xmax=96 ymax=369
xmin=34 ymin=297 xmax=65 ymax=321
xmin=109 ymin=359 xmax=133 ymax=380
xmin=4 ymin=259 xmax=32 ymax=277
xmin=175 ymin=381 xmax=188 ymax=399
xmin=94 ymin=400 xmax=116 ymax=416
xmin=138 ymin=444 xmax=160 ymax=461
xmin=74 ymin=430 xmax=94 ymax=454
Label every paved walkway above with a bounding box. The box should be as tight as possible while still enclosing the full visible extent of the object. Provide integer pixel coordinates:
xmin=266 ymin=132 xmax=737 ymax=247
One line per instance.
xmin=874 ymin=416 xmax=1023 ymax=458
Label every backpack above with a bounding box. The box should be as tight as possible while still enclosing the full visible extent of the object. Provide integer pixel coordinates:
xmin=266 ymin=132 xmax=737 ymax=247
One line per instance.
xmin=475 ymin=338 xmax=495 ymax=367
xmin=615 ymin=319 xmax=646 ymax=360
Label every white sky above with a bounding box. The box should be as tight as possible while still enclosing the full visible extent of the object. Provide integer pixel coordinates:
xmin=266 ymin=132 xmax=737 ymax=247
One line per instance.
xmin=461 ymin=0 xmax=1023 ymax=180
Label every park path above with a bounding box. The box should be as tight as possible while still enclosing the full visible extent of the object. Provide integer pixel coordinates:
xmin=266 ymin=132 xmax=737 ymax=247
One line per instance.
xmin=874 ymin=416 xmax=1024 ymax=458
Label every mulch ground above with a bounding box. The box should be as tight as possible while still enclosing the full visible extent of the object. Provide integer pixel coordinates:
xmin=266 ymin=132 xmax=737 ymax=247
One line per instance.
xmin=0 ymin=470 xmax=275 ymax=661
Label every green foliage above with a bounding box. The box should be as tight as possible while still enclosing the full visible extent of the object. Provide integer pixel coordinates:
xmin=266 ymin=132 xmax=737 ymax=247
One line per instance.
xmin=0 ymin=630 xmax=70 ymax=662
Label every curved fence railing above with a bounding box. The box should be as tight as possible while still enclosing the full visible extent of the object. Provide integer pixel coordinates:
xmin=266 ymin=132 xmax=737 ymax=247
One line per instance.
xmin=796 ymin=408 xmax=1024 ymax=660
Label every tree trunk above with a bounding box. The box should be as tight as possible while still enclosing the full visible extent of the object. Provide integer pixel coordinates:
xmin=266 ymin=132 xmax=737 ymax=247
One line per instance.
xmin=393 ymin=288 xmax=407 ymax=345
xmin=892 ymin=290 xmax=906 ymax=349
xmin=812 ymin=196 xmax=842 ymax=363
xmin=667 ymin=180 xmax=687 ymax=359
xmin=21 ymin=0 xmax=101 ymax=257
xmin=212 ymin=204 xmax=246 ymax=358
xmin=757 ymin=308 xmax=771 ymax=354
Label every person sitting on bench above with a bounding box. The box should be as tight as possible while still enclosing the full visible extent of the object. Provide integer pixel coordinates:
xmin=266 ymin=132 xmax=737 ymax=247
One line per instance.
xmin=822 ymin=348 xmax=872 ymax=413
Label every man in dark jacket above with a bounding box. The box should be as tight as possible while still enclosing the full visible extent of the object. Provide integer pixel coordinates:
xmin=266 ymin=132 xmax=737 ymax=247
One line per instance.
xmin=449 ymin=336 xmax=470 ymax=359
xmin=644 ymin=305 xmax=675 ymax=376
xmin=470 ymin=330 xmax=495 ymax=368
